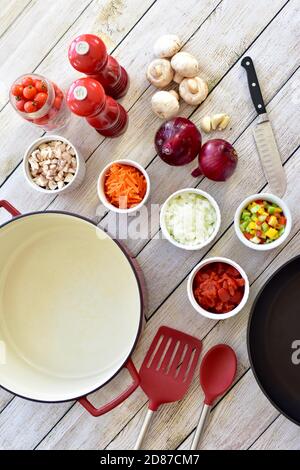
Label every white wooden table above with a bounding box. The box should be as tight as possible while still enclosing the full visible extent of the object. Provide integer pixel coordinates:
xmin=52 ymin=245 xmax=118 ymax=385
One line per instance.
xmin=0 ymin=0 xmax=299 ymax=450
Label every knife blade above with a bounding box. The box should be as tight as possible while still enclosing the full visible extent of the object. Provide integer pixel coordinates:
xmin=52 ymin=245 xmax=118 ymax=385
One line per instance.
xmin=241 ymin=56 xmax=286 ymax=197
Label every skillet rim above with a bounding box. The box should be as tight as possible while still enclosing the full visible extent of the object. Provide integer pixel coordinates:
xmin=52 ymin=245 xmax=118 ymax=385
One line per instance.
xmin=247 ymin=254 xmax=300 ymax=427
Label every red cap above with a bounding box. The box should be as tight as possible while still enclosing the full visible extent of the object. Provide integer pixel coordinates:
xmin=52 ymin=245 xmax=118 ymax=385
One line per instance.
xmin=68 ymin=34 xmax=107 ymax=74
xmin=67 ymin=77 xmax=106 ymax=117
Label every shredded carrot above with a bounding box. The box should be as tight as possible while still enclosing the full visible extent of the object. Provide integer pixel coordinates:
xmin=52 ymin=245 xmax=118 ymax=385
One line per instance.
xmin=104 ymin=163 xmax=147 ymax=209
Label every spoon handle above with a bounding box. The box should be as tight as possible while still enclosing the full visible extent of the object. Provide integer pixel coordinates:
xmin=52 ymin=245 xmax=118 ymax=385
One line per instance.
xmin=190 ymin=403 xmax=211 ymax=450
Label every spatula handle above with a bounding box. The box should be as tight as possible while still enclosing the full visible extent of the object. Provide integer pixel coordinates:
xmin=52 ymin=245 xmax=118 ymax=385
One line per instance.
xmin=241 ymin=56 xmax=266 ymax=115
xmin=190 ymin=403 xmax=211 ymax=450
xmin=134 ymin=409 xmax=155 ymax=450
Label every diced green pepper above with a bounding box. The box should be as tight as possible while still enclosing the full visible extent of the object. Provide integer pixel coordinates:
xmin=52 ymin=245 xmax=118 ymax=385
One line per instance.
xmin=240 ymin=221 xmax=248 ymax=232
xmin=250 ymin=204 xmax=260 ymax=214
xmin=262 ymin=222 xmax=269 ymax=232
xmin=241 ymin=210 xmax=251 ymax=220
xmin=268 ymin=205 xmax=276 ymax=215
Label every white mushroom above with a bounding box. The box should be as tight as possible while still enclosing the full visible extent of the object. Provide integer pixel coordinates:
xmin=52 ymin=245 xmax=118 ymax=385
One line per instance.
xmin=173 ymin=72 xmax=184 ymax=84
xmin=151 ymin=90 xmax=180 ymax=119
xmin=179 ymin=77 xmax=208 ymax=105
xmin=171 ymin=51 xmax=199 ymax=78
xmin=153 ymin=34 xmax=181 ymax=58
xmin=146 ymin=59 xmax=174 ymax=88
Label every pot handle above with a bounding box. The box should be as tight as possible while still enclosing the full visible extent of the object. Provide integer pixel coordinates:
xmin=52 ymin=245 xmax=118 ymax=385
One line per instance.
xmin=0 ymin=200 xmax=21 ymax=217
xmin=78 ymin=358 xmax=140 ymax=417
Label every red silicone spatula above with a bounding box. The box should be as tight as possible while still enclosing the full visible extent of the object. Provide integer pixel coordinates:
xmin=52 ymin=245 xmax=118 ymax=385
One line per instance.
xmin=190 ymin=344 xmax=237 ymax=450
xmin=134 ymin=326 xmax=202 ymax=450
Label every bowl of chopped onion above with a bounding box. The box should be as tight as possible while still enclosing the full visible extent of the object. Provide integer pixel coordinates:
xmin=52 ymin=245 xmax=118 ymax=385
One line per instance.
xmin=160 ymin=188 xmax=221 ymax=250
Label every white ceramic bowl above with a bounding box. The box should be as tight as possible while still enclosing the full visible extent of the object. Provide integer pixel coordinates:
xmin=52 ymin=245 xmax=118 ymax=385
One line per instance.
xmin=234 ymin=193 xmax=292 ymax=251
xmin=97 ymin=159 xmax=150 ymax=214
xmin=160 ymin=188 xmax=221 ymax=251
xmin=187 ymin=257 xmax=250 ymax=320
xmin=23 ymin=135 xmax=86 ymax=194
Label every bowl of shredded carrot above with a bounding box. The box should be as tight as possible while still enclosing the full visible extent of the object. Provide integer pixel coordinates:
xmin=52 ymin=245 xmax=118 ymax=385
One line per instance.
xmin=187 ymin=257 xmax=249 ymax=320
xmin=98 ymin=160 xmax=150 ymax=213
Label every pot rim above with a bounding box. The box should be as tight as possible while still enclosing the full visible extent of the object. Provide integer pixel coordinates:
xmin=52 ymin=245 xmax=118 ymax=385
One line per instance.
xmin=0 ymin=209 xmax=144 ymax=404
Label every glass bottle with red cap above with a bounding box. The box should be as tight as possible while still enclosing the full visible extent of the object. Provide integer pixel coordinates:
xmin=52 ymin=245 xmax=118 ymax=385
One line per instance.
xmin=67 ymin=77 xmax=128 ymax=137
xmin=68 ymin=34 xmax=129 ymax=99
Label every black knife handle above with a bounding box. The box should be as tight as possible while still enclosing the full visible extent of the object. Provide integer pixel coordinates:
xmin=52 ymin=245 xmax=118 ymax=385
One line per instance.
xmin=241 ymin=56 xmax=266 ymax=114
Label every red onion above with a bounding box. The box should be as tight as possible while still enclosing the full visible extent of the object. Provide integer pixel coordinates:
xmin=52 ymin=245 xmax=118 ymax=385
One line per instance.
xmin=192 ymin=139 xmax=238 ymax=181
xmin=155 ymin=117 xmax=202 ymax=166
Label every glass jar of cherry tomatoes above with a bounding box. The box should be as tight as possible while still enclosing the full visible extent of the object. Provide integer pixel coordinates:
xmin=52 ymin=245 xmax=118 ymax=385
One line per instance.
xmin=9 ymin=74 xmax=70 ymax=131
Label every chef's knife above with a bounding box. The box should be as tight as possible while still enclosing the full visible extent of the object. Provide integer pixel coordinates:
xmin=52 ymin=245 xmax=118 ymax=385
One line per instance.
xmin=241 ymin=56 xmax=286 ymax=197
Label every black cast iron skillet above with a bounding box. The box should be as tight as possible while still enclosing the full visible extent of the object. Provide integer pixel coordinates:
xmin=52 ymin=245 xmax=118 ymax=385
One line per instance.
xmin=248 ymin=255 xmax=300 ymax=426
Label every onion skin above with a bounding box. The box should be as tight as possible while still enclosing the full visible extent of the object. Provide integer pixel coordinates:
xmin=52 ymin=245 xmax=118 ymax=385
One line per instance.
xmin=192 ymin=139 xmax=238 ymax=181
xmin=155 ymin=117 xmax=202 ymax=166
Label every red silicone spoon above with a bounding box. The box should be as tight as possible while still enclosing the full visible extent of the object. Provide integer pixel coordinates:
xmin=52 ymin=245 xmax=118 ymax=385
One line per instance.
xmin=191 ymin=344 xmax=237 ymax=450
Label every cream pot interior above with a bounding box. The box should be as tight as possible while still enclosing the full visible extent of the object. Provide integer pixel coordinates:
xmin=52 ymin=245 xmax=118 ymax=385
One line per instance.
xmin=0 ymin=213 xmax=142 ymax=402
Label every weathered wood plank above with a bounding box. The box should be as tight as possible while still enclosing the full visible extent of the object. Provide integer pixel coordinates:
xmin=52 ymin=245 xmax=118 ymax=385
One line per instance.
xmin=0 ymin=0 xmax=32 ymax=39
xmin=250 ymin=415 xmax=300 ymax=450
xmin=0 ymin=389 xmax=13 ymax=413
xmin=0 ymin=399 xmax=74 ymax=450
xmin=36 ymin=72 xmax=300 ymax=449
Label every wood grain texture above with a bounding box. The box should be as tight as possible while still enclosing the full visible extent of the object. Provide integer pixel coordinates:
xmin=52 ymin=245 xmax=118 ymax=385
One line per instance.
xmin=0 ymin=0 xmax=298 ymax=451
xmin=0 ymin=0 xmax=32 ymax=39
xmin=250 ymin=415 xmax=300 ymax=450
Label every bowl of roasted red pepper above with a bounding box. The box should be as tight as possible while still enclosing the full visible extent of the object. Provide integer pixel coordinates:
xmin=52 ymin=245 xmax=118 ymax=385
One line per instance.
xmin=187 ymin=257 xmax=249 ymax=320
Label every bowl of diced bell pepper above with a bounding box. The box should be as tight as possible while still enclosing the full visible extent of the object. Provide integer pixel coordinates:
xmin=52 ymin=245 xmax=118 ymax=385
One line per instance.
xmin=234 ymin=193 xmax=292 ymax=251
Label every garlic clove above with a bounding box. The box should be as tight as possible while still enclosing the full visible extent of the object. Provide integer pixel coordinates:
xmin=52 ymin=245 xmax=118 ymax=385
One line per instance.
xmin=211 ymin=113 xmax=227 ymax=130
xmin=218 ymin=114 xmax=230 ymax=130
xmin=200 ymin=115 xmax=212 ymax=133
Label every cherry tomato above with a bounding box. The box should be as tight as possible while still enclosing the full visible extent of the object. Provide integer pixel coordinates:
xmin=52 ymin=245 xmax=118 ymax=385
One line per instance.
xmin=11 ymin=84 xmax=23 ymax=97
xmin=21 ymin=76 xmax=34 ymax=87
xmin=24 ymin=100 xmax=38 ymax=113
xmin=23 ymin=85 xmax=37 ymax=100
xmin=53 ymin=96 xmax=62 ymax=110
xmin=34 ymin=92 xmax=48 ymax=108
xmin=15 ymin=99 xmax=26 ymax=111
xmin=35 ymin=79 xmax=48 ymax=93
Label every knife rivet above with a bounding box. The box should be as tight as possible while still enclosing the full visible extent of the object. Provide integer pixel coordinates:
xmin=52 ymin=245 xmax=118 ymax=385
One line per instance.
xmin=258 ymin=104 xmax=262 ymax=109
xmin=252 ymin=82 xmax=256 ymax=87
xmin=246 ymin=61 xmax=250 ymax=65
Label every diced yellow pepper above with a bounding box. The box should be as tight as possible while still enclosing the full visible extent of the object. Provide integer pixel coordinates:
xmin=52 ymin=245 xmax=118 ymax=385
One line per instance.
xmin=274 ymin=207 xmax=282 ymax=213
xmin=248 ymin=221 xmax=257 ymax=230
xmin=265 ymin=227 xmax=278 ymax=239
xmin=258 ymin=208 xmax=266 ymax=215
xmin=268 ymin=216 xmax=278 ymax=227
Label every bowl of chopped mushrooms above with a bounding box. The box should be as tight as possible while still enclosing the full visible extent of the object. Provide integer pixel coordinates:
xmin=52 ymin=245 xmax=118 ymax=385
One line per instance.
xmin=23 ymin=135 xmax=86 ymax=193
